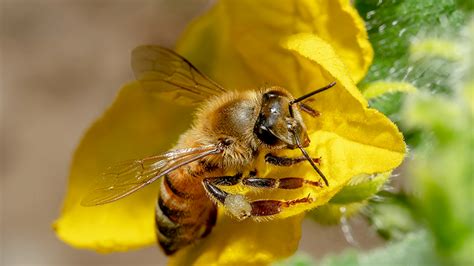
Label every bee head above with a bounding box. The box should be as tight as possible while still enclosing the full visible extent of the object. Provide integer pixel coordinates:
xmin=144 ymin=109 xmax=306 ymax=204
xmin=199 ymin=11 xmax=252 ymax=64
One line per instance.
xmin=254 ymin=88 xmax=309 ymax=149
xmin=253 ymin=82 xmax=335 ymax=186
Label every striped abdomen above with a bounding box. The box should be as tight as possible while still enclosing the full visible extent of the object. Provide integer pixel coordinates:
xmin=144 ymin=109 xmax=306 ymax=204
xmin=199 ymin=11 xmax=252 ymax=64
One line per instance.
xmin=155 ymin=166 xmax=217 ymax=255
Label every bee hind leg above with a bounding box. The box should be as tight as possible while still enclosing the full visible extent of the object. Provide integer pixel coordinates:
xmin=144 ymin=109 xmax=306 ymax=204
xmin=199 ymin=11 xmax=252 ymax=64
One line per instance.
xmin=203 ymin=175 xmax=315 ymax=220
xmin=248 ymin=195 xmax=313 ymax=217
xmin=227 ymin=191 xmax=313 ymax=219
xmin=202 ymin=174 xmax=241 ymax=203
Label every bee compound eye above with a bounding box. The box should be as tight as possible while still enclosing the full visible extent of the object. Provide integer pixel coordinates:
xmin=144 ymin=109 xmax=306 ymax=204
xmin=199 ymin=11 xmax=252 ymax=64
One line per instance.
xmin=256 ymin=126 xmax=279 ymax=145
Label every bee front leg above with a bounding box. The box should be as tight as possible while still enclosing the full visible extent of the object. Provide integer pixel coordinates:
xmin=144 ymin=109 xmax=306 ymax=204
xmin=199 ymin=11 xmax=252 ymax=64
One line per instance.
xmin=203 ymin=175 xmax=314 ymax=220
xmin=265 ymin=153 xmax=321 ymax=166
xmin=299 ymin=102 xmax=320 ymax=117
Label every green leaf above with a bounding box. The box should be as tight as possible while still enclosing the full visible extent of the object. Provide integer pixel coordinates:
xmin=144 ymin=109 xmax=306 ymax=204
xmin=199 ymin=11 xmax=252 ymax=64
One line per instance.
xmin=355 ymin=0 xmax=469 ymax=121
xmin=308 ymin=202 xmax=364 ymax=225
xmin=330 ymin=172 xmax=390 ymax=204
xmin=355 ymin=0 xmax=467 ymax=85
xmin=308 ymin=172 xmax=390 ymax=225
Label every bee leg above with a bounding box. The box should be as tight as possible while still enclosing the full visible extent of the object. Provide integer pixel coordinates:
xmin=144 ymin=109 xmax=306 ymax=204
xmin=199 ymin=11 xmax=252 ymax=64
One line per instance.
xmin=242 ymin=177 xmax=323 ymax=189
xmin=249 ymin=195 xmax=313 ymax=217
xmin=265 ymin=153 xmax=321 ymax=166
xmin=203 ymin=174 xmax=251 ymax=220
xmin=203 ymin=175 xmax=316 ymax=219
xmin=202 ymin=173 xmax=242 ymax=203
xmin=299 ymin=102 xmax=320 ymax=117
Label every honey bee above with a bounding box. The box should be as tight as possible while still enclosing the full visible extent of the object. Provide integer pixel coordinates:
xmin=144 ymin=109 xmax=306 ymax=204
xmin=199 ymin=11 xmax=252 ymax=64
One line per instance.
xmin=82 ymin=46 xmax=335 ymax=255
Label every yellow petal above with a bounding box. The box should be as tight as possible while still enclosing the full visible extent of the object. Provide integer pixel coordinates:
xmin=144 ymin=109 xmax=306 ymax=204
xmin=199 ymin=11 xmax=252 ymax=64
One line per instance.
xmin=284 ymin=32 xmax=367 ymax=104
xmin=253 ymin=33 xmax=406 ymax=216
xmin=283 ymin=33 xmax=405 ymax=158
xmin=317 ymin=0 xmax=374 ymax=83
xmin=53 ymin=82 xmax=193 ymax=251
xmin=176 ymin=0 xmax=372 ymax=86
xmin=169 ymin=212 xmax=304 ymax=266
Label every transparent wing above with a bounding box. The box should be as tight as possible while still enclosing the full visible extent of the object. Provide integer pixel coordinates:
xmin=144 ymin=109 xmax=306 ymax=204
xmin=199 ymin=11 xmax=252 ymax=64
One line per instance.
xmin=131 ymin=45 xmax=227 ymax=105
xmin=81 ymin=145 xmax=222 ymax=206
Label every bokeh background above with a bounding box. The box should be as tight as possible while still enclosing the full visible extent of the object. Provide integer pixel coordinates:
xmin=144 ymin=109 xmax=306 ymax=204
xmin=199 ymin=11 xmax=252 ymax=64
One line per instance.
xmin=0 ymin=1 xmax=384 ymax=265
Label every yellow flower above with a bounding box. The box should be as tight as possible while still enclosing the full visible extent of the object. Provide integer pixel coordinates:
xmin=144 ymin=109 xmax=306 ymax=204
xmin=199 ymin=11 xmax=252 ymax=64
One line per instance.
xmin=53 ymin=0 xmax=405 ymax=265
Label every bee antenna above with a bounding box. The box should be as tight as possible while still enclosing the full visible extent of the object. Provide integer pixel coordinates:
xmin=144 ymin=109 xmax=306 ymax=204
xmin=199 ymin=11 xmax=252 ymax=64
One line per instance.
xmin=293 ymin=134 xmax=329 ymax=186
xmin=289 ymin=81 xmax=336 ymax=105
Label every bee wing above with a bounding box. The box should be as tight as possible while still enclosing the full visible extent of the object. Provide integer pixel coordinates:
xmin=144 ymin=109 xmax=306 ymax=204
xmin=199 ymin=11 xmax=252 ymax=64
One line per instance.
xmin=81 ymin=145 xmax=222 ymax=206
xmin=131 ymin=45 xmax=227 ymax=105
